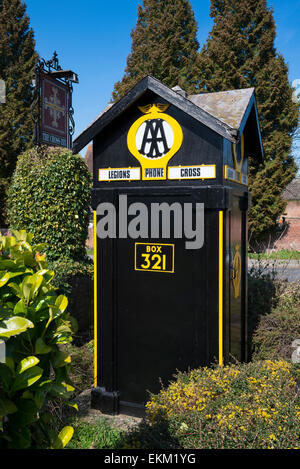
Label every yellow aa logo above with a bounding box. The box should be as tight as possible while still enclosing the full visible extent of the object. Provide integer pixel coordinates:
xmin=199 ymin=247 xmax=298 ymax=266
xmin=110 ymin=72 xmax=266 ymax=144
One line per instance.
xmin=232 ymin=244 xmax=242 ymax=299
xmin=127 ymin=104 xmax=183 ymax=180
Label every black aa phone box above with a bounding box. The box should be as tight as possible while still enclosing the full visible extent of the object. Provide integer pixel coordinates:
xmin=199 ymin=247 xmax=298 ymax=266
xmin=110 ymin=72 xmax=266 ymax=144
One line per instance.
xmin=73 ymin=76 xmax=263 ymax=415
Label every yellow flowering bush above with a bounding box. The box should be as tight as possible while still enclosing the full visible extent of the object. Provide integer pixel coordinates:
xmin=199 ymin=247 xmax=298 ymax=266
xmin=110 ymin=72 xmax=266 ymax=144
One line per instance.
xmin=145 ymin=361 xmax=300 ymax=449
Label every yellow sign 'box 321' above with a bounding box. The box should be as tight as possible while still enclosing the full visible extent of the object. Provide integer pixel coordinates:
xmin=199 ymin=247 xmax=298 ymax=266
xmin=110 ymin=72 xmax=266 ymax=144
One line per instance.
xmin=135 ymin=243 xmax=175 ymax=273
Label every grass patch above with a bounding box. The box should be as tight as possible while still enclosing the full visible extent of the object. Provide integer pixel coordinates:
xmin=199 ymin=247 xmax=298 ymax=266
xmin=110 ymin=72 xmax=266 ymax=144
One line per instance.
xmin=67 ymin=418 xmax=123 ymax=449
xmin=86 ymin=248 xmax=94 ymax=258
xmin=249 ymin=249 xmax=300 ymax=260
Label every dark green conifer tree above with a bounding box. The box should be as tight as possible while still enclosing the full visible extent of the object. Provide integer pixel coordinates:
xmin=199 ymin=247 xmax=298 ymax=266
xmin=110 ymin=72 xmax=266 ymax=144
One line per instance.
xmin=112 ymin=0 xmax=200 ymax=101
xmin=197 ymin=0 xmax=299 ymax=244
xmin=0 ymin=0 xmax=37 ymax=226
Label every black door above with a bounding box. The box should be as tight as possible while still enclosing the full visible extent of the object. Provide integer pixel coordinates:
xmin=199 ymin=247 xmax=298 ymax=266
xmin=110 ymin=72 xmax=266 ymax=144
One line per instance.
xmin=116 ymin=192 xmax=219 ymax=406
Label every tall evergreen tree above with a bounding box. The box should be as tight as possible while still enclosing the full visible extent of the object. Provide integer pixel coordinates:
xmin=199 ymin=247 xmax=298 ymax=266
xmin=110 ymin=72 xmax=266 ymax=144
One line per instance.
xmin=0 ymin=0 xmax=37 ymax=226
xmin=112 ymin=0 xmax=200 ymax=101
xmin=197 ymin=0 xmax=299 ymax=244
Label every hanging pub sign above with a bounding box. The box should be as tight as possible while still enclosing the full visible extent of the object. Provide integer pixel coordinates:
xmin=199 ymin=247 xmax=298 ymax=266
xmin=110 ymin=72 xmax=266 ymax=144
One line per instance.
xmin=32 ymin=51 xmax=79 ymax=149
xmin=40 ymin=73 xmax=68 ymax=147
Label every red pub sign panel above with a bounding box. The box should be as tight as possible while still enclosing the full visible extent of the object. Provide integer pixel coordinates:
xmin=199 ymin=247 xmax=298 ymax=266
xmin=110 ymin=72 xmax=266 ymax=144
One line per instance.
xmin=41 ymin=74 xmax=68 ymax=147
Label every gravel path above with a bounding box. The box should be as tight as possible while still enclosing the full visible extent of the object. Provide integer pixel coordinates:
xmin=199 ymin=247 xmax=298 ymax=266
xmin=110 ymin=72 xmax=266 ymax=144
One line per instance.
xmin=74 ymin=389 xmax=143 ymax=432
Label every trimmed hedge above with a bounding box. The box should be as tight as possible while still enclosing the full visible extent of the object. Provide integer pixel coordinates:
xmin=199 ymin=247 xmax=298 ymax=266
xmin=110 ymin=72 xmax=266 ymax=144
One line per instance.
xmin=7 ymin=146 xmax=91 ymax=263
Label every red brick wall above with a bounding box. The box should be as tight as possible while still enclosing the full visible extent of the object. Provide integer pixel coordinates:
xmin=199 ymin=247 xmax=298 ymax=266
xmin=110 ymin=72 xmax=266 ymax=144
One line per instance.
xmin=86 ymin=223 xmax=94 ymax=249
xmin=84 ymin=144 xmax=93 ymax=174
xmin=274 ymin=201 xmax=300 ymax=251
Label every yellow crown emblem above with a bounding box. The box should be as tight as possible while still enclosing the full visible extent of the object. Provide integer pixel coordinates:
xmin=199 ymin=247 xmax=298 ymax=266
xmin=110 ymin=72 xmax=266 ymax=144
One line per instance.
xmin=138 ymin=104 xmax=170 ymax=115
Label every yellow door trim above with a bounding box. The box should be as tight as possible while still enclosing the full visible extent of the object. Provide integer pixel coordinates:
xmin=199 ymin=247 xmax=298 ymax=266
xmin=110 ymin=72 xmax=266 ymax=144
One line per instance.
xmin=93 ymin=211 xmax=98 ymax=388
xmin=219 ymin=211 xmax=224 ymax=367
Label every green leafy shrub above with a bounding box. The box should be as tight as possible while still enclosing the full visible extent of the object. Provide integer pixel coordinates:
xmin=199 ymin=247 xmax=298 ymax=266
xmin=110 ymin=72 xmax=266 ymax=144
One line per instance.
xmin=141 ymin=361 xmax=300 ymax=449
xmin=7 ymin=145 xmax=91 ymax=263
xmin=252 ymin=283 xmax=300 ymax=361
xmin=0 ymin=231 xmax=77 ymax=449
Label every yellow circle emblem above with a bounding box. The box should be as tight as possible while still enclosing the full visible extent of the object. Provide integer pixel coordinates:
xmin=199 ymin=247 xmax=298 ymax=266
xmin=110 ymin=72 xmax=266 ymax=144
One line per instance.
xmin=127 ymin=104 xmax=183 ymax=180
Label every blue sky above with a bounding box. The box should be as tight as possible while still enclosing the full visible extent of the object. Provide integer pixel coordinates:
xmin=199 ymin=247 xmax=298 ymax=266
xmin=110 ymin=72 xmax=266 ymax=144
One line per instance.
xmin=25 ymin=0 xmax=300 ymax=158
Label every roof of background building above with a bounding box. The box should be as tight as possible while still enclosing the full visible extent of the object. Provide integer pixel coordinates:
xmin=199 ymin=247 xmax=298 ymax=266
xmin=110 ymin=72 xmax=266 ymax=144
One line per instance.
xmin=282 ymin=178 xmax=300 ymax=201
xmin=188 ymin=88 xmax=255 ymax=132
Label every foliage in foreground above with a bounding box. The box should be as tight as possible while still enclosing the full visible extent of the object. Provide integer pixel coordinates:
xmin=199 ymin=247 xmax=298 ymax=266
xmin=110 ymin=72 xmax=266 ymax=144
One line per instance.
xmin=142 ymin=361 xmax=300 ymax=449
xmin=0 ymin=231 xmax=76 ymax=449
